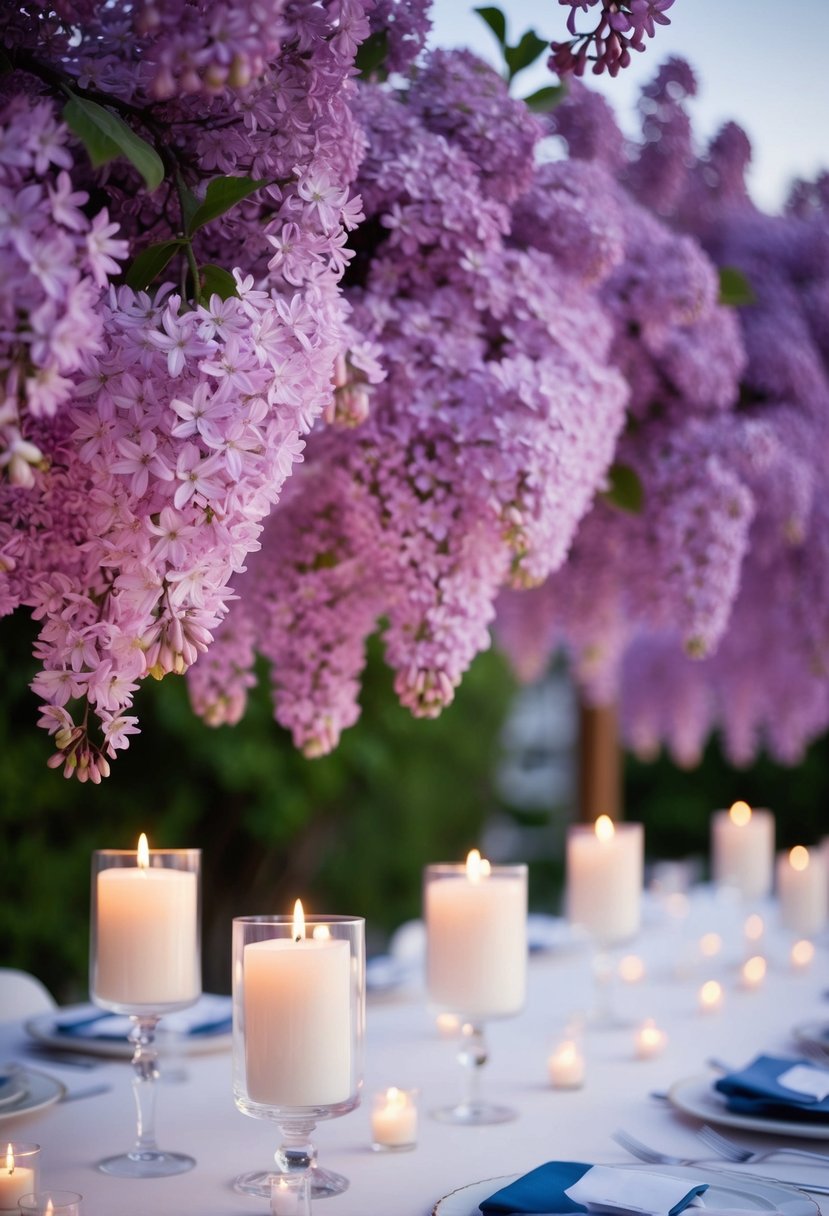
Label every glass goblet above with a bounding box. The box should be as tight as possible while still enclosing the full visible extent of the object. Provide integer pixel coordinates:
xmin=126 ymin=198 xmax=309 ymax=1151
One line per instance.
xmin=232 ymin=910 xmax=365 ymax=1201
xmin=90 ymin=839 xmax=201 ymax=1177
xmin=424 ymin=855 xmax=527 ymax=1124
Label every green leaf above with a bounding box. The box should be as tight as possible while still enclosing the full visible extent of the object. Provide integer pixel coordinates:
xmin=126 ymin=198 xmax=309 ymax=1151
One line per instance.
xmin=523 ymin=84 xmax=566 ymax=113
xmin=178 ymin=183 xmax=201 ymax=233
xmin=474 ymin=6 xmax=507 ymax=47
xmin=718 ymin=265 xmax=756 ymax=307
xmin=124 ymin=240 xmax=183 ymax=291
xmin=354 ymin=29 xmax=389 ymax=79
xmin=62 ymin=95 xmax=164 ymax=191
xmin=600 ymin=463 xmax=644 ymax=514
xmin=199 ymin=264 xmax=238 ymax=300
xmin=186 ymin=176 xmax=267 ymax=236
xmin=504 ymin=29 xmax=548 ymax=81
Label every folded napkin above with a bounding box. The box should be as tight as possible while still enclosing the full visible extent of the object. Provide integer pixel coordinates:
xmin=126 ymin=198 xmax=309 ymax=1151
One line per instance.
xmin=53 ymin=994 xmax=232 ymax=1040
xmin=480 ymin=1162 xmax=708 ymax=1215
xmin=714 ymin=1054 xmax=829 ymax=1122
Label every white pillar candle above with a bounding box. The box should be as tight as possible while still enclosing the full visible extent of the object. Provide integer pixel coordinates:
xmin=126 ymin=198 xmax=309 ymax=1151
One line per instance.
xmin=425 ymin=852 xmax=526 ymax=1019
xmin=94 ymin=836 xmax=198 ymax=1008
xmin=777 ymin=846 xmax=828 ymax=937
xmin=0 ymin=1145 xmax=39 ymax=1213
xmin=634 ymin=1018 xmax=667 ymax=1060
xmin=547 ymin=1040 xmax=585 ymax=1089
xmin=566 ymin=817 xmax=644 ymax=945
xmin=711 ymin=802 xmax=774 ymax=900
xmin=371 ymin=1087 xmax=418 ymax=1149
xmin=244 ymin=902 xmax=352 ymax=1107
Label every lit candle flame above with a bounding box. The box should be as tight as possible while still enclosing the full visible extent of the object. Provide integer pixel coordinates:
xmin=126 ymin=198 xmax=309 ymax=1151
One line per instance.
xmin=45 ymin=1203 xmax=54 ymax=1216
xmin=729 ymin=800 xmax=751 ymax=826
xmin=137 ymin=832 xmax=150 ymax=869
xmin=292 ymin=898 xmax=305 ymax=942
xmin=595 ymin=814 xmax=615 ymax=842
xmin=741 ymin=955 xmax=767 ymax=987
xmin=789 ymin=845 xmax=810 ymax=872
xmin=699 ymin=979 xmax=723 ymax=1011
xmin=5 ymin=1143 xmax=13 ymax=1175
xmin=792 ymin=939 xmax=815 ymax=968
xmin=465 ymin=849 xmax=490 ymax=881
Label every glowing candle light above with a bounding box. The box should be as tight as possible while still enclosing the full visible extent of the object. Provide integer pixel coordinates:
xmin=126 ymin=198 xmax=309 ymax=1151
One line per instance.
xmin=698 ymin=932 xmax=722 ymax=958
xmin=566 ymin=817 xmax=644 ymax=945
xmin=791 ymin=939 xmax=815 ymax=969
xmin=371 ymin=1087 xmax=418 ymax=1150
xmin=634 ymin=1018 xmax=668 ymax=1060
xmin=618 ymin=954 xmax=646 ymax=984
xmin=711 ymin=802 xmax=774 ymax=900
xmin=777 ymin=846 xmax=828 ymax=937
xmin=548 ymin=1040 xmax=586 ymax=1089
xmin=0 ymin=1144 xmax=39 ymax=1213
xmin=740 ymin=955 xmax=767 ymax=990
xmin=699 ymin=979 xmax=724 ymax=1014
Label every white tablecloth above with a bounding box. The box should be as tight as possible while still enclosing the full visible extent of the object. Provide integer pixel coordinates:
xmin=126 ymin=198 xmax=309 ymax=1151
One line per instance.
xmin=1 ymin=890 xmax=827 ymax=1215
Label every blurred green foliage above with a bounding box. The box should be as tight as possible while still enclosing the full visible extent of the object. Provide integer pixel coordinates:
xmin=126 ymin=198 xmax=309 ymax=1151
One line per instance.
xmin=0 ymin=610 xmax=515 ymax=1001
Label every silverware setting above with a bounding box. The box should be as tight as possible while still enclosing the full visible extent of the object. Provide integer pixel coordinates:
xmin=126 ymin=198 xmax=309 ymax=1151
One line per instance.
xmin=612 ymin=1129 xmax=829 ymax=1196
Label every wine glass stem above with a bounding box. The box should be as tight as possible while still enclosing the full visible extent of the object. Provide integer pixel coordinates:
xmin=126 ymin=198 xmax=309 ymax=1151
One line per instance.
xmin=275 ymin=1120 xmax=317 ymax=1175
xmin=458 ymin=1022 xmax=488 ymax=1113
xmin=129 ymin=1015 xmax=161 ymax=1156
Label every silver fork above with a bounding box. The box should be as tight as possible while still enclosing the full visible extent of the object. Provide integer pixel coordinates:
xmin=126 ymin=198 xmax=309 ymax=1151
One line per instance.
xmin=612 ymin=1130 xmax=704 ymax=1167
xmin=698 ymin=1124 xmax=829 ymax=1166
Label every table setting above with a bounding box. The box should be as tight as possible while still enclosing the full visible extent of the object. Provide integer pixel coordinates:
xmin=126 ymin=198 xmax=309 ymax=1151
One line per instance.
xmin=0 ymin=805 xmax=826 ymax=1216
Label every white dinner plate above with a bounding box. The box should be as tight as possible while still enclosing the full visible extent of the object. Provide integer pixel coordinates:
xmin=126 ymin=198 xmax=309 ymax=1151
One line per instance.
xmin=432 ymin=1164 xmax=820 ymax=1216
xmin=0 ymin=1068 xmax=65 ymax=1124
xmin=668 ymin=1074 xmax=829 ymax=1140
xmin=0 ymin=1070 xmax=26 ymax=1109
xmin=25 ymin=999 xmax=232 ymax=1059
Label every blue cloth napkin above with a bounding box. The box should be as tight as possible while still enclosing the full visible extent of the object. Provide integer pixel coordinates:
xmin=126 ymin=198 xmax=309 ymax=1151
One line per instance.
xmin=480 ymin=1162 xmax=708 ymax=1215
xmin=714 ymin=1054 xmax=829 ymax=1122
xmin=53 ymin=995 xmax=232 ymax=1040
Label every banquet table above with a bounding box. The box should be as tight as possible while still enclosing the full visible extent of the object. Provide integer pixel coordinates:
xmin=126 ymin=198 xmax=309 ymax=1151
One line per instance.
xmin=1 ymin=887 xmax=827 ymax=1216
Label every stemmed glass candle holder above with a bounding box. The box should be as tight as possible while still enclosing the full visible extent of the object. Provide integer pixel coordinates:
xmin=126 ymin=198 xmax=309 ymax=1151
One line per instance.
xmin=424 ymin=852 xmax=527 ymax=1125
xmin=90 ymin=836 xmax=200 ymax=1177
xmin=232 ymin=906 xmax=365 ymax=1201
xmin=566 ymin=816 xmax=643 ymax=1028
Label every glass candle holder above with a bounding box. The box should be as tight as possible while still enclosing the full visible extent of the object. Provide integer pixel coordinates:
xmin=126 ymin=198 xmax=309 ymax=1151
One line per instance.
xmin=566 ymin=817 xmax=644 ymax=1028
xmin=232 ymin=908 xmax=365 ymax=1200
xmin=424 ymin=853 xmax=527 ymax=1125
xmin=371 ymin=1087 xmax=418 ymax=1151
xmin=17 ymin=1193 xmax=82 ymax=1216
xmin=0 ymin=1145 xmax=40 ymax=1214
xmin=90 ymin=837 xmax=201 ymax=1177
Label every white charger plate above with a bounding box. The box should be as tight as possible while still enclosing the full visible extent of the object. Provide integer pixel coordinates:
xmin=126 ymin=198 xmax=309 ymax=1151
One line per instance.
xmin=0 ymin=1068 xmax=65 ymax=1124
xmin=433 ymin=1164 xmax=820 ymax=1216
xmin=668 ymin=1074 xmax=829 ymax=1140
xmin=25 ymin=999 xmax=232 ymax=1059
xmin=0 ymin=1070 xmax=27 ymax=1109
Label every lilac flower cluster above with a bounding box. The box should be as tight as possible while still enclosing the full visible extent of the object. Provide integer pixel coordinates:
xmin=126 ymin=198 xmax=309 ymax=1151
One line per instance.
xmin=192 ymin=51 xmax=629 ymax=756
xmin=550 ymin=0 xmax=675 ymax=78
xmin=1 ymin=0 xmax=371 ymax=777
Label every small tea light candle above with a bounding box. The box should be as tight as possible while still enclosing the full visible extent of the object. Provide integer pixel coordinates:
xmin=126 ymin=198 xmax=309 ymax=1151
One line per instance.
xmin=435 ymin=1012 xmax=461 ymax=1038
xmin=635 ymin=1018 xmax=667 ymax=1060
xmin=698 ymin=932 xmax=722 ymax=959
xmin=269 ymin=1175 xmax=310 ymax=1216
xmin=744 ymin=913 xmax=764 ymax=944
xmin=791 ymin=938 xmax=815 ymax=969
xmin=548 ymin=1040 xmax=586 ymax=1089
xmin=371 ymin=1087 xmax=418 ymax=1151
xmin=740 ymin=955 xmax=767 ymax=990
xmin=0 ymin=1144 xmax=40 ymax=1213
xmin=777 ymin=846 xmax=828 ymax=937
xmin=698 ymin=979 xmax=724 ymax=1014
xmin=618 ymin=954 xmax=646 ymax=984
xmin=17 ymin=1194 xmax=82 ymax=1216
xmin=711 ymin=802 xmax=775 ymax=900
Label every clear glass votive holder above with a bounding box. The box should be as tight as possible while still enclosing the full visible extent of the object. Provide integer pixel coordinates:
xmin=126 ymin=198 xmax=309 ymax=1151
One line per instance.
xmin=17 ymin=1192 xmax=82 ymax=1216
xmin=232 ymin=910 xmax=365 ymax=1199
xmin=1 ymin=1145 xmax=40 ymax=1214
xmin=90 ymin=840 xmax=201 ymax=1177
xmin=371 ymin=1087 xmax=418 ymax=1151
